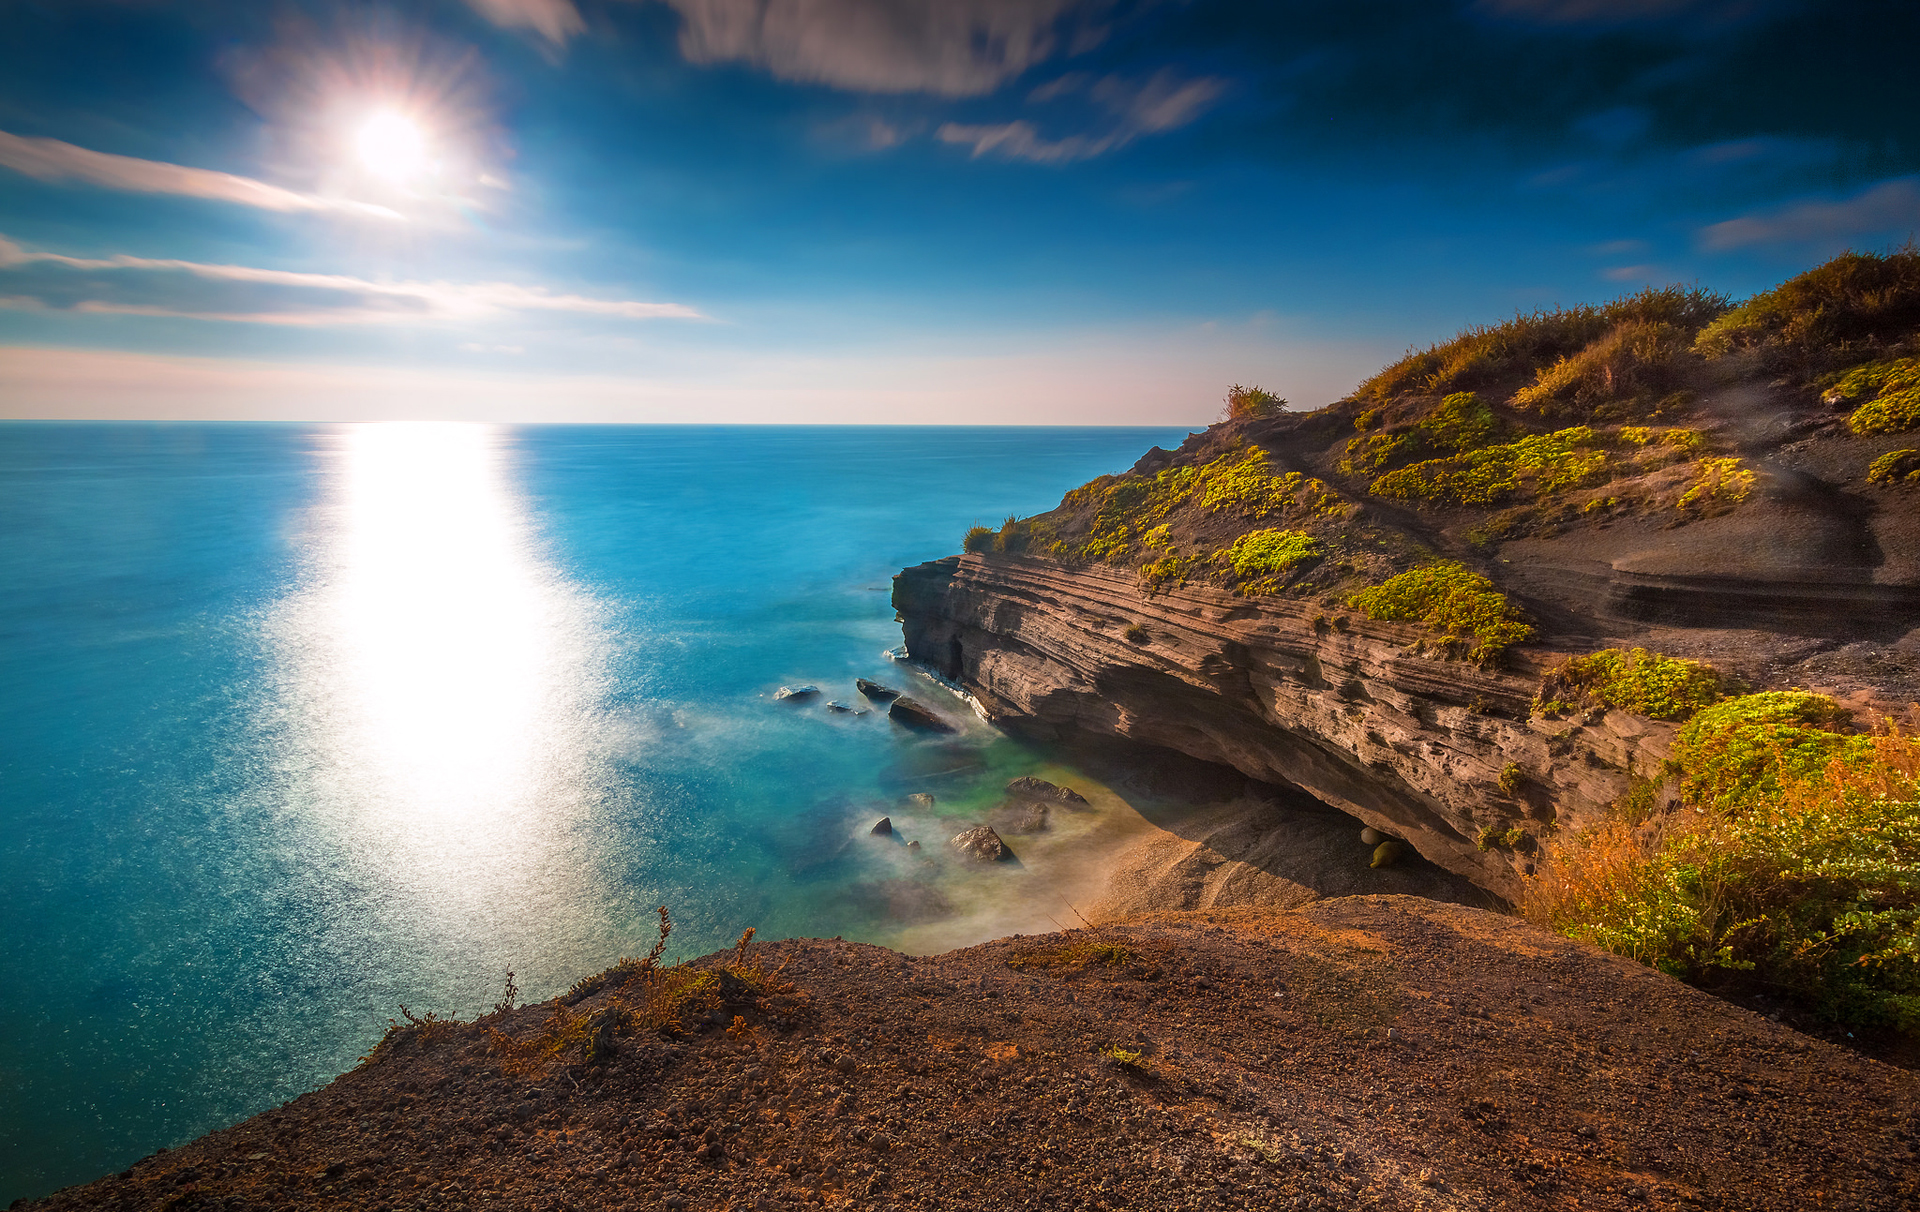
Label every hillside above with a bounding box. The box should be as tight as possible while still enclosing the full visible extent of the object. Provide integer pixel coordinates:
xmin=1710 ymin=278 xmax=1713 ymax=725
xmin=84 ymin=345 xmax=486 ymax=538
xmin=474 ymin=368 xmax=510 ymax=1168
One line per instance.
xmin=22 ymin=899 xmax=1920 ymax=1212
xmin=898 ymin=250 xmax=1920 ymax=1041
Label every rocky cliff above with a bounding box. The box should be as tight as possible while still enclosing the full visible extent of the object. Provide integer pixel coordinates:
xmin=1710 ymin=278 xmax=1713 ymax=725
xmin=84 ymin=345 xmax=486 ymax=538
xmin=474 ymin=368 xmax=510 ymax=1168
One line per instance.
xmin=895 ymin=554 xmax=1676 ymax=901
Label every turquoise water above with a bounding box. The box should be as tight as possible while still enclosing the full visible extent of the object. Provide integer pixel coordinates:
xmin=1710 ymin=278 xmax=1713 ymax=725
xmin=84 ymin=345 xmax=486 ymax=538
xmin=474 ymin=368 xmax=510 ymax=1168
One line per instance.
xmin=0 ymin=422 xmax=1186 ymax=1203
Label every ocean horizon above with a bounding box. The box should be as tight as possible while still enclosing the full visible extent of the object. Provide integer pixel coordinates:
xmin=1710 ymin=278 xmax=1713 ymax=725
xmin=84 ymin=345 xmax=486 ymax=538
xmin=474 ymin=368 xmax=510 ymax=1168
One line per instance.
xmin=0 ymin=421 xmax=1190 ymax=1203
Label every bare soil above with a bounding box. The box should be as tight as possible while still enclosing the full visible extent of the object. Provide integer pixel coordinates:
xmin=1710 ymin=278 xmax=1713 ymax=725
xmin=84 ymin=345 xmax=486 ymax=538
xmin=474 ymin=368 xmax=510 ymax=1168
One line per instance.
xmin=27 ymin=897 xmax=1917 ymax=1212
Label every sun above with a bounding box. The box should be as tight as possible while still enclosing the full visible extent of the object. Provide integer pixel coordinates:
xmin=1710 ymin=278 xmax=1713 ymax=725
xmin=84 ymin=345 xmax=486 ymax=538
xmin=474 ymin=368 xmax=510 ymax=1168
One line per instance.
xmin=354 ymin=110 xmax=431 ymax=183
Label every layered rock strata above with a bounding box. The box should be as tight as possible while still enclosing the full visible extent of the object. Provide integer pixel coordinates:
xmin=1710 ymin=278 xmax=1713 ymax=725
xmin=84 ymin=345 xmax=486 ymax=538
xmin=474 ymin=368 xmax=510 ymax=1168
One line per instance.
xmin=896 ymin=554 xmax=1676 ymax=900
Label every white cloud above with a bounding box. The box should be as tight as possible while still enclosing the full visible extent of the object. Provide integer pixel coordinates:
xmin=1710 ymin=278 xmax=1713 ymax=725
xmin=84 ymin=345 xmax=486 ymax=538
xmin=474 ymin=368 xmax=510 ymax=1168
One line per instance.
xmin=0 ymin=237 xmax=704 ymax=326
xmin=464 ymin=0 xmax=588 ymax=45
xmin=660 ymin=0 xmax=1096 ymax=96
xmin=940 ymin=69 xmax=1225 ymax=164
xmin=1698 ymin=175 xmax=1920 ymax=250
xmin=0 ymin=131 xmax=401 ymax=220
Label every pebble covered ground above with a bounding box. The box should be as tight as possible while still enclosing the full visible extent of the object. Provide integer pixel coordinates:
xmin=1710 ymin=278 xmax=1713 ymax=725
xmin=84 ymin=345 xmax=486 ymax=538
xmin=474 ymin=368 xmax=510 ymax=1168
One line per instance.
xmin=25 ymin=896 xmax=1919 ymax=1212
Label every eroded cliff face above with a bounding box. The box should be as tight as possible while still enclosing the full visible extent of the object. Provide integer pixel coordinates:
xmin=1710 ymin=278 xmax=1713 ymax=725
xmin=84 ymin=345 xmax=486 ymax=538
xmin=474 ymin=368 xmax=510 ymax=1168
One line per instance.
xmin=896 ymin=554 xmax=1676 ymax=900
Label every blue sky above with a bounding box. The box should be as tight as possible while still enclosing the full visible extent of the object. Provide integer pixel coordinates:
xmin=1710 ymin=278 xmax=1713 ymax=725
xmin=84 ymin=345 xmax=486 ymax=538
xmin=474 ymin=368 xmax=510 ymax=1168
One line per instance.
xmin=1 ymin=0 xmax=1915 ymax=423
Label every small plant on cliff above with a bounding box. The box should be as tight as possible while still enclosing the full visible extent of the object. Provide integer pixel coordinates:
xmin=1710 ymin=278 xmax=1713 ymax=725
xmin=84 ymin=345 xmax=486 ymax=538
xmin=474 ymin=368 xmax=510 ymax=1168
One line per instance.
xmin=1523 ymin=712 xmax=1920 ymax=1032
xmin=1222 ymin=383 xmax=1286 ymax=421
xmin=963 ymin=525 xmax=995 ymax=554
xmin=1535 ymin=647 xmax=1728 ymax=722
xmin=1369 ymin=427 xmax=1612 ymax=507
xmin=1498 ymin=764 xmax=1524 ymax=795
xmin=1346 ymin=561 xmax=1535 ymax=663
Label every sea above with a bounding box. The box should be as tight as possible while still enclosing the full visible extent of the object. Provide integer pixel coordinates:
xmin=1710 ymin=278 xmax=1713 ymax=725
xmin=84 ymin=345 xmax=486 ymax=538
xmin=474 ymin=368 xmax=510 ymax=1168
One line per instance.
xmin=0 ymin=422 xmax=1190 ymax=1203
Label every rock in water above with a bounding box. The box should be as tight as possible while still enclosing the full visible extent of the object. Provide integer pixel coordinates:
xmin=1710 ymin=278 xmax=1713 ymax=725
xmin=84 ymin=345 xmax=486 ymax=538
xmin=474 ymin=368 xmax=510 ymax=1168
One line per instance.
xmin=890 ymin=697 xmax=956 ymax=733
xmin=774 ymin=685 xmax=820 ymax=701
xmin=1005 ymin=776 xmax=1091 ymax=809
xmin=989 ymin=799 xmax=1050 ymax=835
xmin=906 ymin=792 xmax=936 ymax=808
xmin=949 ymin=825 xmax=1015 ymax=863
xmin=1360 ymin=827 xmax=1387 ymax=845
xmin=1371 ymin=840 xmax=1408 ymax=869
xmin=857 ymin=678 xmax=903 ymax=701
xmin=826 ymin=701 xmax=866 ymax=714
xmin=870 ymin=817 xmax=893 ymax=836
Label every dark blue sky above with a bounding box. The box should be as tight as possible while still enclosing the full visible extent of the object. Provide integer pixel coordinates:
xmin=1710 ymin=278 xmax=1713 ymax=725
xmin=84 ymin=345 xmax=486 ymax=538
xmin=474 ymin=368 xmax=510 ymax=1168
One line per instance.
xmin=1 ymin=0 xmax=1915 ymax=422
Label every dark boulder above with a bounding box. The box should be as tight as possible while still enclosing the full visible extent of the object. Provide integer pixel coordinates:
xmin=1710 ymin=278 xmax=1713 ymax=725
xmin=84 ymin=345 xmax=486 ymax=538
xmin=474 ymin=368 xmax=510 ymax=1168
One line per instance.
xmin=857 ymin=678 xmax=903 ymax=701
xmin=774 ymin=685 xmax=820 ymax=701
xmin=890 ymin=697 xmax=956 ymax=733
xmin=949 ymin=825 xmax=1016 ymax=863
xmin=1004 ymin=776 xmax=1090 ymax=809
xmin=826 ymin=701 xmax=867 ymax=714
xmin=870 ymin=817 xmax=893 ymax=836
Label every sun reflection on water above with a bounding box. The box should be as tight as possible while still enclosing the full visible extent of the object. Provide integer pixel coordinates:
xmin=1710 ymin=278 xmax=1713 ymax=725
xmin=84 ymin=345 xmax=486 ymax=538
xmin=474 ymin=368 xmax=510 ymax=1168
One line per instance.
xmin=270 ymin=423 xmax=611 ymax=964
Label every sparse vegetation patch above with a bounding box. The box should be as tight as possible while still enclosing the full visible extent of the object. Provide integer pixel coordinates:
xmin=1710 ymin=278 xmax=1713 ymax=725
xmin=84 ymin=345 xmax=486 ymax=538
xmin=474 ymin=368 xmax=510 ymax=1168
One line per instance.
xmin=1346 ymin=561 xmax=1534 ymax=662
xmin=1536 ymin=647 xmax=1727 ymax=722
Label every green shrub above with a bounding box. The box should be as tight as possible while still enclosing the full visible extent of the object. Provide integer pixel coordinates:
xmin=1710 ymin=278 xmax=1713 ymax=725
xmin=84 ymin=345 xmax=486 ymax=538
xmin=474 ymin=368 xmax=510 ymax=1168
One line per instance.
xmin=963 ymin=525 xmax=995 ymax=554
xmin=1676 ymin=457 xmax=1756 ymax=510
xmin=1416 ymin=391 xmax=1500 ymax=452
xmin=1346 ymin=561 xmax=1535 ymax=662
xmin=1537 ymin=647 xmax=1726 ymax=722
xmin=1225 ymin=528 xmax=1323 ymax=581
xmin=1223 ymin=384 xmax=1286 ymax=420
xmin=1868 ymin=449 xmax=1920 ymax=484
xmin=1498 ymin=764 xmax=1524 ymax=794
xmin=1694 ymin=248 xmax=1920 ymax=368
xmin=1829 ymin=358 xmax=1920 ymax=436
xmin=1668 ymin=691 xmax=1871 ymax=813
xmin=1523 ymin=722 xmax=1920 ymax=1031
xmin=1339 ymin=431 xmax=1418 ymax=476
xmin=1369 ymin=427 xmax=1610 ymax=506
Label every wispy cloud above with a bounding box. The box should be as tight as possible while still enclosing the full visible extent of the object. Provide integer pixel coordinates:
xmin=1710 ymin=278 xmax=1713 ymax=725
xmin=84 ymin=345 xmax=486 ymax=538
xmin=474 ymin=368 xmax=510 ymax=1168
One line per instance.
xmin=661 ymin=0 xmax=1097 ymax=97
xmin=0 ymin=131 xmax=401 ymax=220
xmin=940 ymin=69 xmax=1225 ymax=163
xmin=464 ymin=0 xmax=587 ymax=45
xmin=0 ymin=237 xmax=704 ymax=326
xmin=1698 ymin=175 xmax=1920 ymax=250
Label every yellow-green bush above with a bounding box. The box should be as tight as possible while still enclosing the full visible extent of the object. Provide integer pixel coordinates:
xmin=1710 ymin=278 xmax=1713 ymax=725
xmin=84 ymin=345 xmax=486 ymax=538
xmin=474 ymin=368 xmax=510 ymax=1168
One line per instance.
xmin=1339 ymin=431 xmax=1418 ymax=477
xmin=1416 ymin=391 xmax=1500 ymax=452
xmin=1676 ymin=457 xmax=1756 ymax=510
xmin=1868 ymin=449 xmax=1920 ymax=484
xmin=1827 ymin=358 xmax=1920 ymax=436
xmin=963 ymin=525 xmax=995 ymax=553
xmin=1668 ymin=691 xmax=1872 ymax=813
xmin=1226 ymin=528 xmax=1322 ymax=580
xmin=1346 ymin=561 xmax=1534 ymax=662
xmin=1536 ymin=647 xmax=1726 ymax=721
xmin=1369 ymin=427 xmax=1610 ymax=506
xmin=1523 ymin=718 xmax=1920 ymax=1031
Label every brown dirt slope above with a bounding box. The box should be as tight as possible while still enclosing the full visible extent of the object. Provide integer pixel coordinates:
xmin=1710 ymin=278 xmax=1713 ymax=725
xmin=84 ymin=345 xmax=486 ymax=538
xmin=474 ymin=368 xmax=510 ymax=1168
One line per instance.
xmin=27 ymin=897 xmax=1917 ymax=1212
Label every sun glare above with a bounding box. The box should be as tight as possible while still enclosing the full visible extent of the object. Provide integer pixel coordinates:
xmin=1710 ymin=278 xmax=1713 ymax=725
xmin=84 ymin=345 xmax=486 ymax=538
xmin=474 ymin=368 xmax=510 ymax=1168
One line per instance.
xmin=354 ymin=110 xmax=430 ymax=183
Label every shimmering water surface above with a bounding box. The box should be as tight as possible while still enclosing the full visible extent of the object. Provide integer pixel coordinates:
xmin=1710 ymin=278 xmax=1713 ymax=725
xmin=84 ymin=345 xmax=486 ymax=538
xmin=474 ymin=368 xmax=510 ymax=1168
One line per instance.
xmin=0 ymin=422 xmax=1187 ymax=1202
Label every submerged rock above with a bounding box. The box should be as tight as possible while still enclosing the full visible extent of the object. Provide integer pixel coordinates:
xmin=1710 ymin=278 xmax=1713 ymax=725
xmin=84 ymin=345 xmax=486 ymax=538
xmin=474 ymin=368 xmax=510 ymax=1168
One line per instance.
xmin=906 ymin=792 xmax=936 ymax=808
xmin=826 ymin=701 xmax=867 ymax=714
xmin=890 ymin=697 xmax=956 ymax=733
xmin=949 ymin=825 xmax=1016 ymax=863
xmin=857 ymin=678 xmax=903 ymax=701
xmin=870 ymin=817 xmax=893 ymax=836
xmin=1005 ymin=776 xmax=1091 ymax=809
xmin=990 ymin=800 xmax=1051 ymax=835
xmin=774 ymin=685 xmax=820 ymax=702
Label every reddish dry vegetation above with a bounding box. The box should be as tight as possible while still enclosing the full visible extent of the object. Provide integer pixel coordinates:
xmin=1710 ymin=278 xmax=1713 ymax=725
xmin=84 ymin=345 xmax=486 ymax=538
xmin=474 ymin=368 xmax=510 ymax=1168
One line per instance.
xmin=26 ymin=897 xmax=1918 ymax=1212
